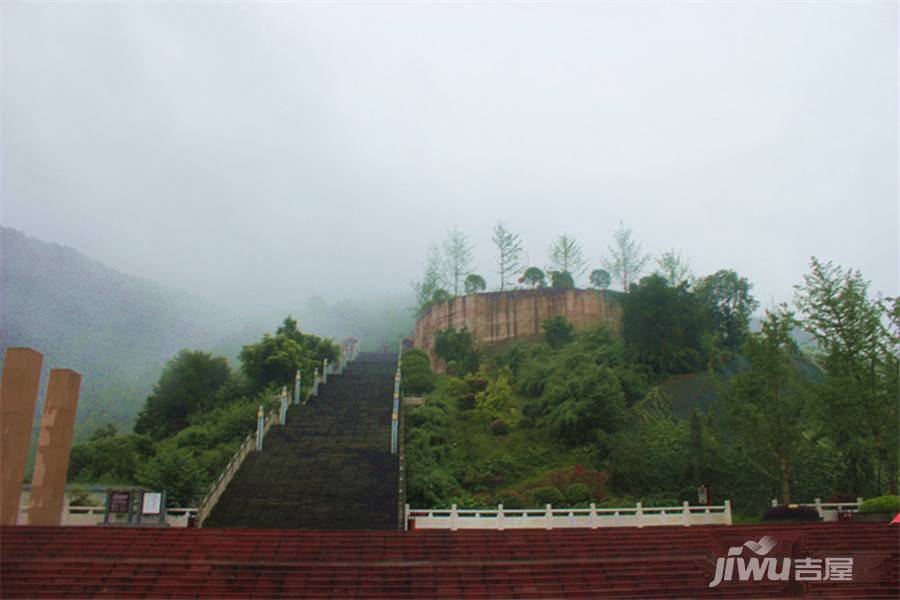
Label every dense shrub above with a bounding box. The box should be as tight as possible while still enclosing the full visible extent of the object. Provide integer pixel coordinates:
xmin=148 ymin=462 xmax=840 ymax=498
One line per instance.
xmin=565 ymin=483 xmax=592 ymax=505
xmin=434 ymin=327 xmax=479 ymax=374
xmin=134 ymin=350 xmax=232 ymax=439
xmin=490 ymin=419 xmax=510 ymax=436
xmin=537 ymin=465 xmax=609 ymax=500
xmin=476 ymin=371 xmax=515 ymax=420
xmin=401 ymin=349 xmax=436 ymax=395
xmin=494 ymin=489 xmax=527 ymax=509
xmin=542 ymin=363 xmax=626 ymax=445
xmin=465 ymin=375 xmax=488 ymax=393
xmin=402 ymin=349 xmax=431 ymax=365
xmin=531 ymin=486 xmax=565 ymax=506
xmin=763 ymin=505 xmax=820 ymax=522
xmin=542 ymin=316 xmax=575 ymax=348
xmin=859 ymin=495 xmax=900 ymax=513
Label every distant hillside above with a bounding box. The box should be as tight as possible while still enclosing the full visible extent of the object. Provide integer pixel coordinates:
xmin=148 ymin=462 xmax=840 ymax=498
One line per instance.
xmin=0 ymin=227 xmax=235 ymax=437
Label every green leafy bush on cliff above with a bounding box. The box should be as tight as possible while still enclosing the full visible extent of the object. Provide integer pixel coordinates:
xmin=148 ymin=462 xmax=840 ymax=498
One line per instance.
xmin=401 ymin=349 xmax=436 ymax=395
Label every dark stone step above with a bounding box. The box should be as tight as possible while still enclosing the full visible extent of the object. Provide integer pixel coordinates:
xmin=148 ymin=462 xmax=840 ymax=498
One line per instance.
xmin=204 ymin=352 xmax=400 ymax=530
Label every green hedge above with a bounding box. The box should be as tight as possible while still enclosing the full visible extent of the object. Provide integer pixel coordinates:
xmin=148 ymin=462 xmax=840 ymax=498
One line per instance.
xmin=859 ymin=495 xmax=900 ymax=513
xmin=401 ymin=349 xmax=436 ymax=395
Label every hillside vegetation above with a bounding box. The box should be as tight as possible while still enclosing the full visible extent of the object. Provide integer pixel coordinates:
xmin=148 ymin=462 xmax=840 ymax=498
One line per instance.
xmin=405 ymin=259 xmax=898 ymax=518
xmin=65 ymin=318 xmax=339 ymax=505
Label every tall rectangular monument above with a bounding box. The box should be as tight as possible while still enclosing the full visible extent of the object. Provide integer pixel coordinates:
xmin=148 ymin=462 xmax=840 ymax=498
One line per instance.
xmin=0 ymin=348 xmax=44 ymax=525
xmin=28 ymin=369 xmax=81 ymax=526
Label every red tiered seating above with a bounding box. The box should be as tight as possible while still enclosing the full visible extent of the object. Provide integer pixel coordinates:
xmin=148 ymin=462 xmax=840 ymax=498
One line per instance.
xmin=1 ymin=522 xmax=897 ymax=598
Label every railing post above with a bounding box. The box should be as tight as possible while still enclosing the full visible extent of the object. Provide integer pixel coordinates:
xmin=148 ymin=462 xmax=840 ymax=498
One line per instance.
xmin=390 ymin=412 xmax=398 ymax=454
xmin=682 ymin=501 xmax=691 ymax=527
xmin=545 ymin=504 xmax=553 ymax=530
xmin=279 ymin=386 xmax=288 ymax=425
xmin=322 ymin=358 xmax=328 ymax=384
xmin=313 ymin=368 xmax=319 ymax=397
xmin=636 ymin=501 xmax=644 ymax=528
xmin=724 ymin=499 xmax=733 ymax=525
xmin=814 ymin=497 xmax=823 ymax=519
xmin=450 ymin=503 xmax=458 ymax=531
xmin=771 ymin=498 xmax=778 ymax=507
xmin=294 ymin=370 xmax=301 ymax=405
xmin=589 ymin=502 xmax=598 ymax=529
xmin=856 ymin=496 xmax=863 ymax=509
xmin=404 ymin=503 xmax=410 ymax=531
xmin=255 ymin=405 xmax=264 ymax=452
xmin=498 ymin=503 xmax=505 ymax=531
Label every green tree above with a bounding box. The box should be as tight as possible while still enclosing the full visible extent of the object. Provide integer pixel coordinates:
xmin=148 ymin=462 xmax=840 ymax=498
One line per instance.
xmin=412 ymin=243 xmax=447 ymax=316
xmin=434 ymin=327 xmax=479 ymax=374
xmin=134 ymin=350 xmax=232 ymax=439
xmin=656 ymin=249 xmax=692 ymax=288
xmin=463 ymin=274 xmax=486 ymax=295
xmin=725 ymin=308 xmax=809 ymax=504
xmin=443 ymin=228 xmax=475 ymax=296
xmin=589 ymin=269 xmax=611 ymax=290
xmin=522 ymin=267 xmax=546 ymax=288
xmin=475 ymin=369 xmax=514 ymax=419
xmin=68 ymin=433 xmax=155 ymax=484
xmin=548 ymin=235 xmax=587 ymax=283
xmin=549 ymin=270 xmax=575 ymax=289
xmin=431 ymin=289 xmax=452 ymax=303
xmin=401 ymin=349 xmax=437 ymax=395
xmin=621 ymin=274 xmax=709 ymax=375
xmin=135 ymin=445 xmax=207 ymax=506
xmin=239 ymin=317 xmax=339 ymax=393
xmin=601 ymin=222 xmax=651 ymax=291
xmin=542 ymin=315 xmax=575 ymax=348
xmin=694 ymin=269 xmax=759 ymax=351
xmin=607 ymin=390 xmax=691 ymax=497
xmin=90 ymin=423 xmax=119 ymax=441
xmin=492 ymin=222 xmax=522 ymax=291
xmin=542 ymin=362 xmax=626 ymax=445
xmin=795 ymin=258 xmax=899 ymax=494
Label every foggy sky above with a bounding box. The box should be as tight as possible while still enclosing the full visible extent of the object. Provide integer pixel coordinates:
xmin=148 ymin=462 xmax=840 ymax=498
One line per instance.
xmin=2 ymin=1 xmax=896 ymax=314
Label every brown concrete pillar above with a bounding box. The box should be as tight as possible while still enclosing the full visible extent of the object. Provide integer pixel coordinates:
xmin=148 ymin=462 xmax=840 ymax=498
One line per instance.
xmin=28 ymin=369 xmax=81 ymax=526
xmin=0 ymin=348 xmax=44 ymax=525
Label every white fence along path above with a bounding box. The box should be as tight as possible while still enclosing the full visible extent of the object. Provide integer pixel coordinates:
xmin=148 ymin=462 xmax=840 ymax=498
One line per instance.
xmin=407 ymin=500 xmax=733 ymax=530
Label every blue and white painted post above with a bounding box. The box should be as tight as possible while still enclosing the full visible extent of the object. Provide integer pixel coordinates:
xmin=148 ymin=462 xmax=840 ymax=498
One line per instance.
xmin=256 ymin=405 xmax=265 ymax=451
xmin=279 ymin=386 xmax=288 ymax=425
xmin=293 ymin=370 xmax=301 ymax=405
xmin=390 ymin=411 xmax=398 ymax=455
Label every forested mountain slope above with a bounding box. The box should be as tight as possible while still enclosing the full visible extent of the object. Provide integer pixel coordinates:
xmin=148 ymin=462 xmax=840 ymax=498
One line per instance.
xmin=0 ymin=227 xmax=233 ymax=436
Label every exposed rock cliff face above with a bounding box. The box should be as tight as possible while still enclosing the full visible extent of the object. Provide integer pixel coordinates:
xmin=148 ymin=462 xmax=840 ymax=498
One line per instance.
xmin=414 ymin=288 xmax=622 ymax=369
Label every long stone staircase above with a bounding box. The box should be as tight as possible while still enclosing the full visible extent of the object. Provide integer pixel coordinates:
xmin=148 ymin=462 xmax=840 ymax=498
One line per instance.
xmin=203 ymin=352 xmax=399 ymax=530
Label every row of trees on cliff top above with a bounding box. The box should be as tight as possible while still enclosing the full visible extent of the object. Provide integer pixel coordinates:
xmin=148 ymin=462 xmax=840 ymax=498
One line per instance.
xmin=412 ymin=221 xmax=700 ymax=316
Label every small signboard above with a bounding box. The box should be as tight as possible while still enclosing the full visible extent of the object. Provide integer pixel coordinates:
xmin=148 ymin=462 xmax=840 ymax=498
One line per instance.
xmin=142 ymin=492 xmax=162 ymax=515
xmin=697 ymin=484 xmax=709 ymax=506
xmin=109 ymin=491 xmax=131 ymax=513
